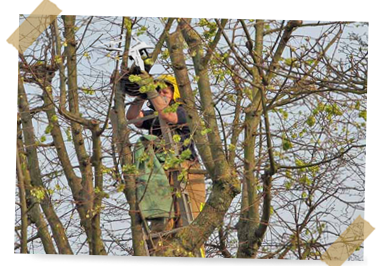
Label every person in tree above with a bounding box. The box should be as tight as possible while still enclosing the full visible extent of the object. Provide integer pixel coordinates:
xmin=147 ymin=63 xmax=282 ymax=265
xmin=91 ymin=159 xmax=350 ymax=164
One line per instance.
xmin=126 ymin=73 xmax=206 ymax=229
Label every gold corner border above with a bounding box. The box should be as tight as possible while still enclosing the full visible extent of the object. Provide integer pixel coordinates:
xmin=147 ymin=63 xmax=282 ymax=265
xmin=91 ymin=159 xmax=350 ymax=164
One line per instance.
xmin=7 ymin=0 xmax=62 ymax=54
xmin=321 ymin=215 xmax=375 ymax=266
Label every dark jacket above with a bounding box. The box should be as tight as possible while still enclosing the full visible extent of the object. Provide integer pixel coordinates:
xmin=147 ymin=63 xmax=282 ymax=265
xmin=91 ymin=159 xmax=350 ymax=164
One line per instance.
xmin=139 ymin=105 xmax=198 ymax=160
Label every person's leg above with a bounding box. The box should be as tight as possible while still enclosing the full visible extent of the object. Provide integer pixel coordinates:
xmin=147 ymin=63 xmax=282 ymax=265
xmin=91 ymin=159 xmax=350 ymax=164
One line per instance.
xmin=183 ymin=160 xmax=206 ymax=219
xmin=182 ymin=160 xmax=206 ymax=257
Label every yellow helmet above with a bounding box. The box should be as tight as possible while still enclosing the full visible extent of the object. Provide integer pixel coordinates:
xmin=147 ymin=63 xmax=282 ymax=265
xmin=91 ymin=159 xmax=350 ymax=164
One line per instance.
xmin=156 ymin=75 xmax=180 ymax=101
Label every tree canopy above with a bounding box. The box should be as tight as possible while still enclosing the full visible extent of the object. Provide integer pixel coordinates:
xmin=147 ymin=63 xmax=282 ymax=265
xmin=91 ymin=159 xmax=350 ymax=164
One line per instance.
xmin=16 ymin=16 xmax=367 ymax=259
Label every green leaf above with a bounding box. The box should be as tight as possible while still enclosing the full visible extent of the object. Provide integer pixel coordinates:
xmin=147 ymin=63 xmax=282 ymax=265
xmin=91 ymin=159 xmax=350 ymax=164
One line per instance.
xmin=138 ymin=152 xmax=149 ymax=163
xmin=122 ymin=164 xmax=139 ymax=175
xmin=44 ymin=124 xmax=53 ymax=134
xmin=144 ymin=58 xmax=154 ymax=66
xmin=65 ymin=128 xmax=72 ymax=141
xmin=163 ymin=154 xmax=181 ymax=170
xmin=299 ymin=175 xmax=312 ymax=186
xmin=305 ymin=59 xmax=315 ymax=65
xmin=173 ymin=134 xmax=181 ymax=143
xmin=124 ymin=18 xmax=132 ymax=30
xmin=299 ymin=128 xmax=306 ymax=137
xmin=82 ymin=87 xmax=95 ymax=95
xmin=198 ymin=18 xmax=209 ymax=27
xmin=308 ymin=165 xmax=319 ymax=176
xmin=201 ymin=128 xmax=212 ymax=136
xmin=282 ymin=138 xmax=293 ymax=151
xmin=161 ymin=49 xmax=169 ymax=60
xmin=51 ymin=115 xmax=58 ymax=123
xmin=180 ymin=149 xmax=192 ymax=160
xmin=137 ymin=26 xmax=147 ymax=36
xmin=325 ymin=104 xmax=343 ymax=116
xmin=285 ymin=58 xmax=294 ymax=66
xmin=295 ymin=159 xmax=306 ymax=172
xmin=285 ymin=181 xmax=292 ymax=190
xmin=190 ymin=50 xmax=197 ymax=57
xmin=128 ymin=75 xmax=142 ymax=83
xmin=270 ymin=206 xmax=274 ymax=215
xmin=285 ymin=169 xmax=292 ymax=179
xmin=306 ymin=116 xmax=316 ymax=127
xmin=177 ymin=169 xmax=188 ymax=182
xmin=117 ymin=184 xmax=125 ymax=193
xmin=183 ymin=138 xmax=191 ymax=146
xmin=228 ymin=144 xmax=236 ymax=152
xmin=355 ymin=101 xmax=361 ymax=110
xmin=54 ymin=55 xmax=62 ymax=64
xmin=359 ymin=110 xmax=367 ymax=121
xmin=31 ymin=187 xmax=45 ymax=202
xmin=163 ymin=102 xmax=180 ymax=114
xmin=243 ymin=88 xmax=253 ymax=101
xmin=317 ymin=102 xmax=325 ymax=112
xmin=83 ymin=52 xmax=91 ymax=59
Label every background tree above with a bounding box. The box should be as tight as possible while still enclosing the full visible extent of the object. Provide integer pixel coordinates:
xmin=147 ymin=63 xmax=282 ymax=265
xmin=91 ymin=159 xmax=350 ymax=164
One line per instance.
xmin=15 ymin=16 xmax=367 ymax=259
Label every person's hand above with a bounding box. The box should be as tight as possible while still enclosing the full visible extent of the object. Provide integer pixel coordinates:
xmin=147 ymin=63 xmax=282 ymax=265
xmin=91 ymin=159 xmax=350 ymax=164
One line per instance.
xmin=138 ymin=71 xmax=154 ymax=86
xmin=137 ymin=71 xmax=159 ymax=100
xmin=139 ymin=70 xmax=150 ymax=79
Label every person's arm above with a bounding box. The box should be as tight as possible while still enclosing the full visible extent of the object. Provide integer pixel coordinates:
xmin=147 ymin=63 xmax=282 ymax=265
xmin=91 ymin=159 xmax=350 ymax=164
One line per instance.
xmin=126 ymin=98 xmax=146 ymax=127
xmin=149 ymin=96 xmax=178 ymax=124
xmin=137 ymin=71 xmax=178 ymax=124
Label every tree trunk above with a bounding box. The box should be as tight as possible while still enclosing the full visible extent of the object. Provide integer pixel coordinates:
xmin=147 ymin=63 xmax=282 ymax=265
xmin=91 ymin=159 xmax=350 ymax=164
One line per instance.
xmin=152 ymin=21 xmax=241 ymax=256
xmin=18 ymin=70 xmax=73 ymax=254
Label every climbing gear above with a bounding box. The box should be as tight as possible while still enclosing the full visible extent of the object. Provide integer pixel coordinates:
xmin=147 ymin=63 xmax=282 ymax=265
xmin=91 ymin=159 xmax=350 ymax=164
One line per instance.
xmin=134 ymin=135 xmax=174 ymax=220
xmin=129 ymin=34 xmax=154 ymax=73
xmin=120 ymin=68 xmax=153 ymax=99
xmin=155 ymin=75 xmax=180 ymax=101
xmin=110 ymin=106 xmax=205 ymax=258
xmin=118 ymin=35 xmax=154 ymax=98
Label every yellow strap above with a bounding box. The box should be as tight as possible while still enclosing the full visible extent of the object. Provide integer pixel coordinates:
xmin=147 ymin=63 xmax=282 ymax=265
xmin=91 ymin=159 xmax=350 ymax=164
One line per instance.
xmin=200 ymin=246 xmax=205 ymax=258
xmin=200 ymin=202 xmax=205 ymax=212
xmin=199 ymin=203 xmax=206 ymax=257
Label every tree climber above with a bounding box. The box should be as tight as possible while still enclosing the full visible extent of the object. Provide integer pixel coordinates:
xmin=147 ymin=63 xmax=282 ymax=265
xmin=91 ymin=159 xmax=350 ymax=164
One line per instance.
xmin=125 ymin=72 xmax=206 ymax=232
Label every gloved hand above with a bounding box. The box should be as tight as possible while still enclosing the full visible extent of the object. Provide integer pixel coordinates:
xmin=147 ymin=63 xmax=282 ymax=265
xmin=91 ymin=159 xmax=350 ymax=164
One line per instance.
xmin=146 ymin=88 xmax=160 ymax=100
xmin=140 ymin=71 xmax=159 ymax=100
xmin=138 ymin=71 xmax=154 ymax=86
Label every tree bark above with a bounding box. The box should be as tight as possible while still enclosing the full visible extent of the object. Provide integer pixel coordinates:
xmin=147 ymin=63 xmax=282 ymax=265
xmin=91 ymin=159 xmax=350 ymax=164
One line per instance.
xmin=63 ymin=15 xmax=107 ymax=254
xmin=18 ymin=70 xmax=73 ymax=254
xmin=152 ymin=20 xmax=241 ymax=256
xmin=16 ymin=145 xmax=29 ymax=254
xmin=112 ymin=17 xmax=147 ymax=256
